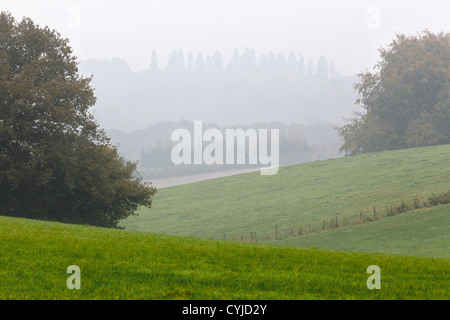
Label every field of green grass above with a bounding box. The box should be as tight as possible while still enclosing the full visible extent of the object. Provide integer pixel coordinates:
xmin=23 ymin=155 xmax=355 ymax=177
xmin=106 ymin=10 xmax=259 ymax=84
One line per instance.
xmin=123 ymin=144 xmax=450 ymax=242
xmin=0 ymin=216 xmax=449 ymax=300
xmin=267 ymin=204 xmax=450 ymax=258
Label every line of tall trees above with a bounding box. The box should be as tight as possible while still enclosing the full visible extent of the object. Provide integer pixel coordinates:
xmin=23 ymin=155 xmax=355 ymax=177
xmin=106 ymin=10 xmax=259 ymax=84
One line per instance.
xmin=149 ymin=48 xmax=336 ymax=79
xmin=81 ymin=49 xmax=355 ymax=131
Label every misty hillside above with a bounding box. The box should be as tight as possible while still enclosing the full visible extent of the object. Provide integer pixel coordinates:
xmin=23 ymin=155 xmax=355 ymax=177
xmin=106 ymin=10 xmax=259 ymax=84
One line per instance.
xmin=123 ymin=144 xmax=450 ymax=242
xmin=107 ymin=120 xmax=342 ymax=159
xmin=105 ymin=120 xmax=343 ymax=179
xmin=79 ymin=50 xmax=357 ymax=133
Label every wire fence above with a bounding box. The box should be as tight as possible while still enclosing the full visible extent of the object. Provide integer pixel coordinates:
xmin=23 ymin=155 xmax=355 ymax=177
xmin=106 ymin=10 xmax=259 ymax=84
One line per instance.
xmin=219 ymin=191 xmax=450 ymax=243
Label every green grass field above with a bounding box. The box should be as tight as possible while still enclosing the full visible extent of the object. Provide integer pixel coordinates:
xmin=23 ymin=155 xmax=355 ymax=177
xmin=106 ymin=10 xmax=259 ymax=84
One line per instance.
xmin=2 ymin=145 xmax=449 ymax=300
xmin=123 ymin=144 xmax=450 ymax=242
xmin=0 ymin=216 xmax=449 ymax=300
xmin=267 ymin=204 xmax=450 ymax=258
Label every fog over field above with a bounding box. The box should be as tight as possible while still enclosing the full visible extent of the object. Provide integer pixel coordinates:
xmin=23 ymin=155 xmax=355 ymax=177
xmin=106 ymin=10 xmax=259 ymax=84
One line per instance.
xmin=2 ymin=0 xmax=449 ymax=177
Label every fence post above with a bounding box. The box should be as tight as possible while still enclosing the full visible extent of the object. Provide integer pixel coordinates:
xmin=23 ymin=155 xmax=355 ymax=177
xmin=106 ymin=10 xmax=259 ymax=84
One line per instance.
xmin=336 ymin=216 xmax=338 ymax=228
xmin=275 ymin=224 xmax=278 ymax=240
xmin=223 ymin=233 xmax=226 ymax=241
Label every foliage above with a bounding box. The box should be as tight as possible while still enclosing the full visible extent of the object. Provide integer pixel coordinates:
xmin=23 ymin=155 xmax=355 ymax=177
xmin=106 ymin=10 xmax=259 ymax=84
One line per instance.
xmin=426 ymin=190 xmax=450 ymax=207
xmin=338 ymin=31 xmax=450 ymax=155
xmin=0 ymin=12 xmax=156 ymax=227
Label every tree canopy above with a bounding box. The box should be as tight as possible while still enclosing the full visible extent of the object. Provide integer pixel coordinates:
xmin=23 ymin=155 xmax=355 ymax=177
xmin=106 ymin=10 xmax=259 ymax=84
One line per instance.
xmin=0 ymin=12 xmax=156 ymax=228
xmin=337 ymin=31 xmax=450 ymax=155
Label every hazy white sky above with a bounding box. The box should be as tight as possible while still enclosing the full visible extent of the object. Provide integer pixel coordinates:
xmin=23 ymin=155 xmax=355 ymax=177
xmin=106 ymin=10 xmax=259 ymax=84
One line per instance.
xmin=2 ymin=0 xmax=449 ymax=75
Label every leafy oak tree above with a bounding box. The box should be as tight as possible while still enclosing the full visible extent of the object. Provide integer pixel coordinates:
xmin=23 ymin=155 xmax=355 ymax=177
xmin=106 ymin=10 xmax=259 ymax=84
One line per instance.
xmin=0 ymin=12 xmax=156 ymax=227
xmin=338 ymin=31 xmax=450 ymax=155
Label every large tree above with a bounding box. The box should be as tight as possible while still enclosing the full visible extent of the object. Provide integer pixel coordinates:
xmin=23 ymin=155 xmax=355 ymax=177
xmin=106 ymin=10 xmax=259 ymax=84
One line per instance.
xmin=0 ymin=12 xmax=156 ymax=228
xmin=337 ymin=31 xmax=450 ymax=155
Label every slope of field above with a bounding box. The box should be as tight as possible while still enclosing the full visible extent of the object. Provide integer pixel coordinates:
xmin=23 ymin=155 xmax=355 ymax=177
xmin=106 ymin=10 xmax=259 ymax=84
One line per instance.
xmin=266 ymin=204 xmax=450 ymax=258
xmin=0 ymin=216 xmax=449 ymax=300
xmin=123 ymin=144 xmax=450 ymax=241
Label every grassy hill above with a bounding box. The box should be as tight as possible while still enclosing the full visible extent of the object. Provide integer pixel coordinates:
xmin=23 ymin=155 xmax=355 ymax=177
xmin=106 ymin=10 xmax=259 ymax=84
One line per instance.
xmin=267 ymin=204 xmax=450 ymax=258
xmin=123 ymin=144 xmax=450 ymax=242
xmin=0 ymin=216 xmax=449 ymax=300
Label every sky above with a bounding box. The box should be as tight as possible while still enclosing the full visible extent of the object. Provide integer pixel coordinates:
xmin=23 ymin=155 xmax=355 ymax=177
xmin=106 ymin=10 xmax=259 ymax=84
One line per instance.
xmin=1 ymin=0 xmax=449 ymax=76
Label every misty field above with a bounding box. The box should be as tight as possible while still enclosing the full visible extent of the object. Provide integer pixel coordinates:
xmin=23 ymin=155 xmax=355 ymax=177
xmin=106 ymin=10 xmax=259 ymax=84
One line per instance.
xmin=0 ymin=215 xmax=449 ymax=300
xmin=123 ymin=144 xmax=450 ymax=241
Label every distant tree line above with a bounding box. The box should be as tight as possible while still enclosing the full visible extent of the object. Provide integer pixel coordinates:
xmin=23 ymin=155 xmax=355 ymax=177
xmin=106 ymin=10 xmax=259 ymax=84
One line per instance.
xmin=135 ymin=121 xmax=340 ymax=179
xmin=81 ymin=49 xmax=355 ymax=131
xmin=150 ymin=48 xmax=336 ymax=79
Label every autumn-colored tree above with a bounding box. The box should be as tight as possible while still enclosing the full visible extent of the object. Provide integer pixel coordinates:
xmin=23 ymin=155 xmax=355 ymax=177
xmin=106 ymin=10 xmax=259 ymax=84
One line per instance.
xmin=337 ymin=31 xmax=450 ymax=155
xmin=0 ymin=12 xmax=156 ymax=227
